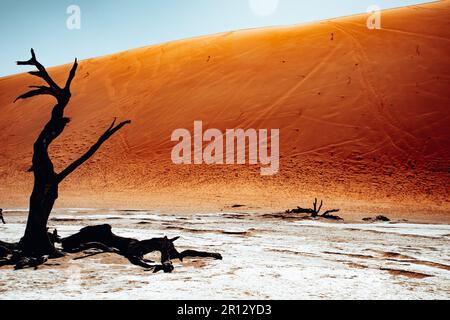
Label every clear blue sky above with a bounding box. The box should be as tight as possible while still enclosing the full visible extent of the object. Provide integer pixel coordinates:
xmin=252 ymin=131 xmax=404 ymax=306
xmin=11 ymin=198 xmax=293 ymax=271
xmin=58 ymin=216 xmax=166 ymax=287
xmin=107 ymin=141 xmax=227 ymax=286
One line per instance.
xmin=0 ymin=0 xmax=430 ymax=77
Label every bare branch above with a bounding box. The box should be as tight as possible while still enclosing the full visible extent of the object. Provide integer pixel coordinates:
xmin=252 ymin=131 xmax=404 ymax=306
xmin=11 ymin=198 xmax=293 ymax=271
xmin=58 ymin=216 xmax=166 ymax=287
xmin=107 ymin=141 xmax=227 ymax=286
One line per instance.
xmin=65 ymin=58 xmax=78 ymax=90
xmin=317 ymin=200 xmax=323 ymax=214
xmin=107 ymin=117 xmax=117 ymax=131
xmin=14 ymin=86 xmax=56 ymax=103
xmin=16 ymin=49 xmax=61 ymax=93
xmin=16 ymin=48 xmax=37 ymax=66
xmin=57 ymin=119 xmax=131 ymax=182
xmin=286 ymin=199 xmax=342 ymax=220
xmin=322 ymin=209 xmax=340 ymax=217
xmin=179 ymin=250 xmax=223 ymax=261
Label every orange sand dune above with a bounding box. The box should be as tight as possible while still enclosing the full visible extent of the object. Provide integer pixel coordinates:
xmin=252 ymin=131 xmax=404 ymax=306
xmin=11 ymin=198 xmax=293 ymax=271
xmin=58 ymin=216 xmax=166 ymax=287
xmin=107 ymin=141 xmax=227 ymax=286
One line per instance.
xmin=0 ymin=1 xmax=449 ymax=221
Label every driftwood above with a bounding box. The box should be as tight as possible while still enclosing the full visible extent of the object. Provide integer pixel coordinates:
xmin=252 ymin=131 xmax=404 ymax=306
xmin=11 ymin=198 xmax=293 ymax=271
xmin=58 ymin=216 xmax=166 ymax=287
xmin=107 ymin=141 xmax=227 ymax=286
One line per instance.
xmin=61 ymin=224 xmax=222 ymax=273
xmin=285 ymin=198 xmax=343 ymax=220
xmin=362 ymin=215 xmax=391 ymax=222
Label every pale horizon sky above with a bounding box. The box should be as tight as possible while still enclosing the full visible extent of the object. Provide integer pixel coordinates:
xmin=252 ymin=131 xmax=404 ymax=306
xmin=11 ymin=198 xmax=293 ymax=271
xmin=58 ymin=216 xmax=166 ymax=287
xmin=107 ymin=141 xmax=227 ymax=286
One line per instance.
xmin=0 ymin=0 xmax=432 ymax=77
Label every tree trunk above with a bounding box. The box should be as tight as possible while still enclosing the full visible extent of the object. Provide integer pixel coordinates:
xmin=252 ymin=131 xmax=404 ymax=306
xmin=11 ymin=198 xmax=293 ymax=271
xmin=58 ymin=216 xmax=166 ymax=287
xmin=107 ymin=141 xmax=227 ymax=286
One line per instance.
xmin=20 ymin=183 xmax=59 ymax=257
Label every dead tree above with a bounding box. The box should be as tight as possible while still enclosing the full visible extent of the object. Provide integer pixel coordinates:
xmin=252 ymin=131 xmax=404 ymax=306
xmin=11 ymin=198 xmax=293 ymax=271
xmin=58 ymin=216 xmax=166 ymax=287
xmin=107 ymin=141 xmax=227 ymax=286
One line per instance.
xmin=285 ymin=198 xmax=342 ymax=220
xmin=0 ymin=49 xmax=224 ymax=272
xmin=11 ymin=49 xmax=130 ymax=263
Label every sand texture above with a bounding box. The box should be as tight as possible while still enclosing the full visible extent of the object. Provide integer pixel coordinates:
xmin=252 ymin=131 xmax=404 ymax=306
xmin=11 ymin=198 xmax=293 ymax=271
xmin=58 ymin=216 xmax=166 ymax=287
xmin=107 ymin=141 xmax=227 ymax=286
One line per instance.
xmin=0 ymin=1 xmax=449 ymax=220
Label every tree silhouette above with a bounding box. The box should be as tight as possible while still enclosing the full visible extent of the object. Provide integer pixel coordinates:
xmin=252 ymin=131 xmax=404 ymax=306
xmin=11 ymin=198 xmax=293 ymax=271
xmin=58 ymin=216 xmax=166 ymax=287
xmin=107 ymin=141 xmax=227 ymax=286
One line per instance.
xmin=0 ymin=49 xmax=222 ymax=271
xmin=15 ymin=49 xmax=130 ymax=259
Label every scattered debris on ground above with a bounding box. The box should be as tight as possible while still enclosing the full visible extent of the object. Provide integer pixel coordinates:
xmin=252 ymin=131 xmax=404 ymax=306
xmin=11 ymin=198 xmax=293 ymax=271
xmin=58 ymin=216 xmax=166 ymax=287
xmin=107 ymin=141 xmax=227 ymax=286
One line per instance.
xmin=284 ymin=198 xmax=343 ymax=221
xmin=363 ymin=215 xmax=391 ymax=223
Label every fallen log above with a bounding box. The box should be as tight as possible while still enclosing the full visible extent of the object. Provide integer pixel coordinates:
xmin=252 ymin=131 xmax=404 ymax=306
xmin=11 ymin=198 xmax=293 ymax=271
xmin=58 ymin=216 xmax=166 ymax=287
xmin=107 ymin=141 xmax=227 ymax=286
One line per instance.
xmin=61 ymin=224 xmax=222 ymax=273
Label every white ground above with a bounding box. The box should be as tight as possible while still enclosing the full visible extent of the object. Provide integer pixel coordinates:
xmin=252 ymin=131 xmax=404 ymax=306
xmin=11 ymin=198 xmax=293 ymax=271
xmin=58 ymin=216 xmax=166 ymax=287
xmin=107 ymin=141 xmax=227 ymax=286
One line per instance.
xmin=0 ymin=209 xmax=449 ymax=300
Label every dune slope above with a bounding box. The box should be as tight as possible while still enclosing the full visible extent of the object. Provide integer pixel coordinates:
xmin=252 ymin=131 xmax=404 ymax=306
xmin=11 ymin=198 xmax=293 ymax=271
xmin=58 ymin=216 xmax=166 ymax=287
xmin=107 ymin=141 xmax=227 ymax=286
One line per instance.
xmin=0 ymin=1 xmax=449 ymax=218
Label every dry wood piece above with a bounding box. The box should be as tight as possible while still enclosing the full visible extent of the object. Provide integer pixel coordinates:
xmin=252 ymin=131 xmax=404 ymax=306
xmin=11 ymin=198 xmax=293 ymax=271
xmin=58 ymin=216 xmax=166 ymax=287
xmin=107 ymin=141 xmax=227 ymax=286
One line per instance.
xmin=285 ymin=198 xmax=342 ymax=220
xmin=363 ymin=215 xmax=391 ymax=222
xmin=62 ymin=224 xmax=222 ymax=273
